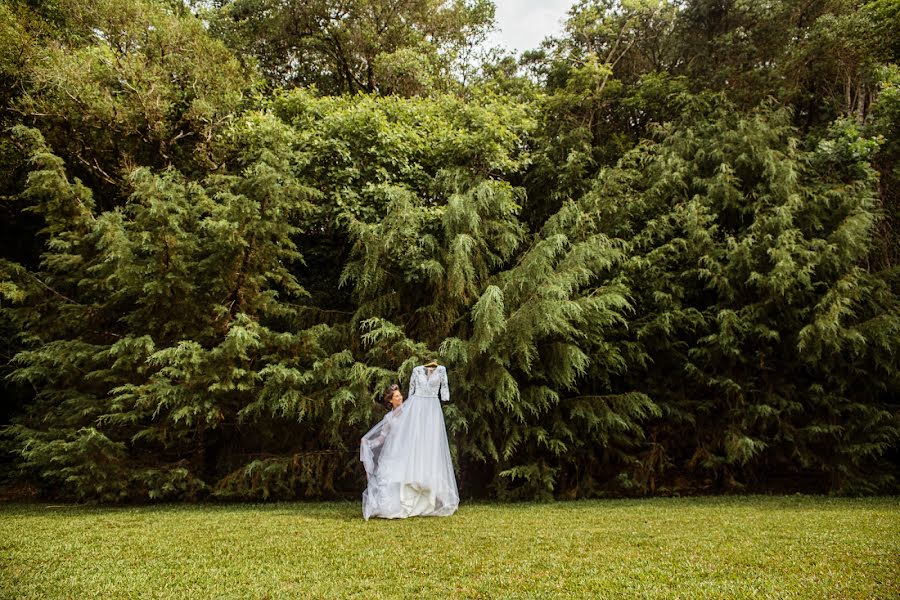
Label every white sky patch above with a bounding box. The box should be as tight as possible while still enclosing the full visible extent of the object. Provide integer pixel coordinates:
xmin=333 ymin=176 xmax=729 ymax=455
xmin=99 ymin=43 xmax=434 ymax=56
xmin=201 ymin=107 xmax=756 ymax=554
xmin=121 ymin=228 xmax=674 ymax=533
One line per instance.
xmin=483 ymin=0 xmax=574 ymax=55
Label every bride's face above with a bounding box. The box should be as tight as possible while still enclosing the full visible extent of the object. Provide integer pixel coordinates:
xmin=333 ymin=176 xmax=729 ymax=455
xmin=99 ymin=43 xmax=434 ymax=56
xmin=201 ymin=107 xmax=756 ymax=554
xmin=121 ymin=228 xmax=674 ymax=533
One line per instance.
xmin=390 ymin=389 xmax=403 ymax=408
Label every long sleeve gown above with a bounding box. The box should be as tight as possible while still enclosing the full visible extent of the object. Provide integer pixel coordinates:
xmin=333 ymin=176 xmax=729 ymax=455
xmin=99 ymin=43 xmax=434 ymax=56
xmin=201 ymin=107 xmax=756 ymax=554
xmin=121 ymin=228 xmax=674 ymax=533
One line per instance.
xmin=360 ymin=365 xmax=459 ymax=520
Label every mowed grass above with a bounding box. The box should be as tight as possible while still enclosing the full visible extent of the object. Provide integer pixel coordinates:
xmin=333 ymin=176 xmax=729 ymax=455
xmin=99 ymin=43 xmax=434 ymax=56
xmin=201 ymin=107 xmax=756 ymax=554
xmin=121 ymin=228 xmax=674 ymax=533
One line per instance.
xmin=0 ymin=495 xmax=897 ymax=599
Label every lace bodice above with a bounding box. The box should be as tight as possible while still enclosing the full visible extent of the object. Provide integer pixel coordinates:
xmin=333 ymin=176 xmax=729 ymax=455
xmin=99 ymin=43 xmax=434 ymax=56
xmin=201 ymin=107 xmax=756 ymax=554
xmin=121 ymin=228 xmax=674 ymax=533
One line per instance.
xmin=409 ymin=365 xmax=450 ymax=402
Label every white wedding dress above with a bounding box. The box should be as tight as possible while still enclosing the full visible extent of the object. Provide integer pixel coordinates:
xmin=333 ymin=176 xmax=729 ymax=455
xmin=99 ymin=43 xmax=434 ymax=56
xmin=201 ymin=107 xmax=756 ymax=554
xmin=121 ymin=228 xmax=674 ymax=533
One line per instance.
xmin=360 ymin=365 xmax=459 ymax=520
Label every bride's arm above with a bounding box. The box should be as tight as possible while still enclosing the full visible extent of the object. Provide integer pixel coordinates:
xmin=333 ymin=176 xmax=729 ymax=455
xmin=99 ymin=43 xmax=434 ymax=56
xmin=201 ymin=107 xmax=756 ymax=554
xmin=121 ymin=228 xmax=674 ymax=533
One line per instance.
xmin=361 ymin=414 xmax=391 ymax=448
xmin=367 ymin=423 xmax=389 ymax=447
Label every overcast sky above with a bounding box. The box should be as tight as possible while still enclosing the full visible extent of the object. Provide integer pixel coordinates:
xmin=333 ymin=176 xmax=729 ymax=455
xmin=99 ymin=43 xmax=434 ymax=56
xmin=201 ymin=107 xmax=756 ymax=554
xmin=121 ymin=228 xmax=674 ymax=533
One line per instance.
xmin=483 ymin=0 xmax=574 ymax=55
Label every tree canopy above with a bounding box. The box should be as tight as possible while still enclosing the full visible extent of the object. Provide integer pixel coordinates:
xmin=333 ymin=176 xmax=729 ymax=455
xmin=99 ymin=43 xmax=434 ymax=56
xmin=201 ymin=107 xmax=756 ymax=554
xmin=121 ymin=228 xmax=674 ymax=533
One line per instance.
xmin=0 ymin=0 xmax=897 ymax=502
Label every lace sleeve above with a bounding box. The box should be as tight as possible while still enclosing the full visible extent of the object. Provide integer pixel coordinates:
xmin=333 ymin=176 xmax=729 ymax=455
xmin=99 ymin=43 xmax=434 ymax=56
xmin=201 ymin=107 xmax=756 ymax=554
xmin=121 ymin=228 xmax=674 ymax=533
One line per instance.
xmin=408 ymin=367 xmax=416 ymax=397
xmin=439 ymin=366 xmax=450 ymax=403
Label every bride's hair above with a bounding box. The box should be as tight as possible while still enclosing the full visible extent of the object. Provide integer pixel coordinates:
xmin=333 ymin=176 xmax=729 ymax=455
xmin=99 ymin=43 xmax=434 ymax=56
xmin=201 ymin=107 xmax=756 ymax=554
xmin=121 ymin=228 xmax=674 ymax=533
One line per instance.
xmin=382 ymin=383 xmax=399 ymax=409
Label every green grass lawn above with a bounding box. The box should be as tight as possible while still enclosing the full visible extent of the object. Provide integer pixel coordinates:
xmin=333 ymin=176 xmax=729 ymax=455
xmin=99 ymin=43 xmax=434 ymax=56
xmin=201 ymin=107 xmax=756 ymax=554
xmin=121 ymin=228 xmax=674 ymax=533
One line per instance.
xmin=1 ymin=495 xmax=897 ymax=599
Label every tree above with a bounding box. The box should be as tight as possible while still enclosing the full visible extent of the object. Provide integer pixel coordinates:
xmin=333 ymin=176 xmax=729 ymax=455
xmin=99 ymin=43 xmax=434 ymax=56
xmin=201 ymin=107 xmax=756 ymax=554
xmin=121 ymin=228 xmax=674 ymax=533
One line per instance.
xmin=583 ymin=97 xmax=899 ymax=493
xmin=5 ymin=0 xmax=257 ymax=207
xmin=206 ymin=0 xmax=495 ymax=95
xmin=2 ymin=113 xmax=337 ymax=501
xmin=520 ymin=0 xmax=684 ymax=230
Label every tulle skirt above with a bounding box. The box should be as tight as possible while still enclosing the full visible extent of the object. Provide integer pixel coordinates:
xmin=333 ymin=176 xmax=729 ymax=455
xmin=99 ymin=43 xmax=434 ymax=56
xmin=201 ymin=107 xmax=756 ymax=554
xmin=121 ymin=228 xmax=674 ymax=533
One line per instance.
xmin=361 ymin=393 xmax=459 ymax=520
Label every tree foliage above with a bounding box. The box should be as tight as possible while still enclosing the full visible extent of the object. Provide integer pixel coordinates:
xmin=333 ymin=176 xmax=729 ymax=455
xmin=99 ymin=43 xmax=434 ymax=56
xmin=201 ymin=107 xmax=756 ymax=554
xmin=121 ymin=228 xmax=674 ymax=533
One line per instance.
xmin=206 ymin=0 xmax=495 ymax=95
xmin=0 ymin=0 xmax=897 ymax=501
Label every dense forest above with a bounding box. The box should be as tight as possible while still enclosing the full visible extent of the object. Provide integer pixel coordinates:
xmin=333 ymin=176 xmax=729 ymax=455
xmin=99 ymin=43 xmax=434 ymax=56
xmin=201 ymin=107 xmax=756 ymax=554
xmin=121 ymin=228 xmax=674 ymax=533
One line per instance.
xmin=0 ymin=0 xmax=897 ymax=503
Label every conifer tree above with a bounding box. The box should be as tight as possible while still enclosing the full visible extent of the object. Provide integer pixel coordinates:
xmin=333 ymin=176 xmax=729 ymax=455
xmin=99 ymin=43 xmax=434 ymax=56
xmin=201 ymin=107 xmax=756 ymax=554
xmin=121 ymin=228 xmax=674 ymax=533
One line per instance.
xmin=1 ymin=114 xmax=349 ymax=500
xmin=581 ymin=96 xmax=899 ymax=493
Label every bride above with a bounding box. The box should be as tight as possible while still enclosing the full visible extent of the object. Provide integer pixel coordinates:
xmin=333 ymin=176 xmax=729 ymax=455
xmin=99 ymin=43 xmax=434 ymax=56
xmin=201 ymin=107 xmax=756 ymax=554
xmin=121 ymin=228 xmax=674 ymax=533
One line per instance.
xmin=360 ymin=362 xmax=459 ymax=520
